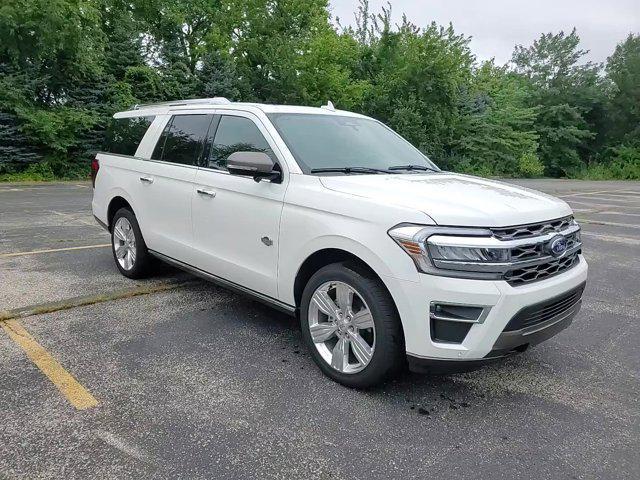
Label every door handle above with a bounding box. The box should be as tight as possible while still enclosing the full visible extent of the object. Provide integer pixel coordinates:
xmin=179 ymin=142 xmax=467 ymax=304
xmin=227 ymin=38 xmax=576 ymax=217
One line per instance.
xmin=197 ymin=188 xmax=216 ymax=198
xmin=139 ymin=176 xmax=154 ymax=184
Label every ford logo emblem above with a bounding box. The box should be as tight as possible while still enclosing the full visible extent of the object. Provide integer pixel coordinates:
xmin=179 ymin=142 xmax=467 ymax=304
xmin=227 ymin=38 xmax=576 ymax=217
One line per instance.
xmin=548 ymin=235 xmax=568 ymax=257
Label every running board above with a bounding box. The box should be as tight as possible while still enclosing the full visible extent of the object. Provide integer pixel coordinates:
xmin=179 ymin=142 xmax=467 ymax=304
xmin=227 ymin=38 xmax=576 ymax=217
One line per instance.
xmin=148 ymin=250 xmax=296 ymax=316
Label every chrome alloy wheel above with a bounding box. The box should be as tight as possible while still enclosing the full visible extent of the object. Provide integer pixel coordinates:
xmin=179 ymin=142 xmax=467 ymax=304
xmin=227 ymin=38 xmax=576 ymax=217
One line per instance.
xmin=308 ymin=281 xmax=376 ymax=374
xmin=113 ymin=217 xmax=137 ymax=271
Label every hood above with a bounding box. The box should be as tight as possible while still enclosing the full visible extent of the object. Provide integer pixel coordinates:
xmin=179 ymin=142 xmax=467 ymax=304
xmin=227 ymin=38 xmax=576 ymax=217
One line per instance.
xmin=319 ymin=172 xmax=572 ymax=227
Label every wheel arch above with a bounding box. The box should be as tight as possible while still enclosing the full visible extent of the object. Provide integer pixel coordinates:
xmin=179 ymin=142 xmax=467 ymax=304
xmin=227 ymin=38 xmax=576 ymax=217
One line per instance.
xmin=107 ymin=195 xmax=134 ymax=231
xmin=293 ymin=247 xmax=399 ymax=320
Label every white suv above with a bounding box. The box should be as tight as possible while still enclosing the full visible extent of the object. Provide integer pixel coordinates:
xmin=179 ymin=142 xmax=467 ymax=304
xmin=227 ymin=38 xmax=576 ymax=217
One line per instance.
xmin=92 ymin=97 xmax=588 ymax=388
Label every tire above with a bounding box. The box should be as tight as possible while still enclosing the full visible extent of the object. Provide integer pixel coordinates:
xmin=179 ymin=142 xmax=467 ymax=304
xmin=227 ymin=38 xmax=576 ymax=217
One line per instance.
xmin=110 ymin=207 xmax=153 ymax=279
xmin=300 ymin=262 xmax=405 ymax=388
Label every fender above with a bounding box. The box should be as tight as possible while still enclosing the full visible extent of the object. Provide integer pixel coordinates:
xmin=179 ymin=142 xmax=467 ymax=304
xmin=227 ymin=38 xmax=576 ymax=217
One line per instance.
xmin=279 ymin=233 xmax=418 ymax=307
xmin=106 ymin=187 xmax=139 ymax=227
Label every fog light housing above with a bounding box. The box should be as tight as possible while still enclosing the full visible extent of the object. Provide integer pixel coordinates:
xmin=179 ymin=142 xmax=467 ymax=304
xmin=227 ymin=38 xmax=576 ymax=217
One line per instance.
xmin=429 ymin=302 xmax=490 ymax=344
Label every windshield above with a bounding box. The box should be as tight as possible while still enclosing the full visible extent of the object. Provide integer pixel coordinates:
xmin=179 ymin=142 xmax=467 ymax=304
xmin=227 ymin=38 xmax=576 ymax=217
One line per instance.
xmin=267 ymin=113 xmax=439 ymax=174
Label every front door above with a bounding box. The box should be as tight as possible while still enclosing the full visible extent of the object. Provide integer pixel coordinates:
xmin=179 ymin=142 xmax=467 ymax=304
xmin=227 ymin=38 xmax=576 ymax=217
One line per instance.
xmin=191 ymin=112 xmax=287 ymax=299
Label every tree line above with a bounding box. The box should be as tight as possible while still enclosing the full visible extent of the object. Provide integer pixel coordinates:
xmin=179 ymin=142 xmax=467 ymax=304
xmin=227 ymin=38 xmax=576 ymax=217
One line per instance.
xmin=0 ymin=0 xmax=638 ymax=180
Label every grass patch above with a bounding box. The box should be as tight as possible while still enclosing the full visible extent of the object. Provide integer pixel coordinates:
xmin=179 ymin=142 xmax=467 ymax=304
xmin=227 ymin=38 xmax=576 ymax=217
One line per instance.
xmin=0 ymin=160 xmax=89 ymax=182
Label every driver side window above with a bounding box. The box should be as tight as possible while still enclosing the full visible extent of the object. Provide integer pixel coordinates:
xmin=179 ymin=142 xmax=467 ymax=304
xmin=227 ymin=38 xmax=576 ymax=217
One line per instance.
xmin=207 ymin=115 xmax=275 ymax=171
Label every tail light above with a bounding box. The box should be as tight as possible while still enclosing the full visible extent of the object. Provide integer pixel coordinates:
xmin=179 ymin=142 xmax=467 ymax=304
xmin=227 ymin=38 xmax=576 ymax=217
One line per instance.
xmin=91 ymin=157 xmax=99 ymax=188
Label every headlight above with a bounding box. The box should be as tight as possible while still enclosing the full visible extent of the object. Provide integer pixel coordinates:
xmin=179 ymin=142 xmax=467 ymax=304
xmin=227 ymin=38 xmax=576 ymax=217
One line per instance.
xmin=428 ymin=244 xmax=509 ymax=262
xmin=389 ymin=219 xmax=583 ymax=281
xmin=388 ymin=224 xmax=509 ymax=279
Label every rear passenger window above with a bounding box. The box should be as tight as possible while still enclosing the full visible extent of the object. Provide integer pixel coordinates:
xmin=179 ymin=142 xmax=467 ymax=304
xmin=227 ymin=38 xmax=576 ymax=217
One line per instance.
xmin=104 ymin=116 xmax=154 ymax=156
xmin=208 ymin=116 xmax=275 ymax=170
xmin=152 ymin=114 xmax=213 ymax=166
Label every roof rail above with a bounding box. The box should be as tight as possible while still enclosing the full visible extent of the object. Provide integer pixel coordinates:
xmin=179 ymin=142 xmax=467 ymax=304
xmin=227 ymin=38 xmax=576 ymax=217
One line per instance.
xmin=131 ymin=97 xmax=232 ymax=110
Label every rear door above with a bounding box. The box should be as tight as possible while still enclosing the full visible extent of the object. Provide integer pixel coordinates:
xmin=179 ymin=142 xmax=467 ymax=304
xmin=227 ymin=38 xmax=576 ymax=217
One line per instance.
xmin=135 ymin=113 xmax=214 ymax=263
xmin=191 ymin=111 xmax=288 ymax=299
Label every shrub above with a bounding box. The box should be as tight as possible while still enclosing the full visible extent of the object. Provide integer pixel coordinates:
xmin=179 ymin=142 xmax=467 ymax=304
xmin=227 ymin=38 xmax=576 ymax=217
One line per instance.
xmin=576 ymin=146 xmax=640 ymax=180
xmin=518 ymin=152 xmax=545 ymax=177
xmin=0 ymin=161 xmax=55 ymax=181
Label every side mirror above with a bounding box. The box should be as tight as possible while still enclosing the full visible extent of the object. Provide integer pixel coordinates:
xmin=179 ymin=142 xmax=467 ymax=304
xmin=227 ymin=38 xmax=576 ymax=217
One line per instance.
xmin=227 ymin=151 xmax=281 ymax=183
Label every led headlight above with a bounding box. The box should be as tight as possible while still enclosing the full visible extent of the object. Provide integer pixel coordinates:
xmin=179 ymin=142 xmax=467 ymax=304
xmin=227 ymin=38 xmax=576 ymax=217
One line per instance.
xmin=388 ymin=224 xmax=509 ymax=279
xmin=428 ymin=244 xmax=509 ymax=262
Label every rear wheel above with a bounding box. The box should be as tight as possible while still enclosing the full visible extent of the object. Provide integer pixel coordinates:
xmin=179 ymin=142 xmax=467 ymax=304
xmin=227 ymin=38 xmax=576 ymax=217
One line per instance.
xmin=300 ymin=262 xmax=404 ymax=388
xmin=111 ymin=208 xmax=152 ymax=279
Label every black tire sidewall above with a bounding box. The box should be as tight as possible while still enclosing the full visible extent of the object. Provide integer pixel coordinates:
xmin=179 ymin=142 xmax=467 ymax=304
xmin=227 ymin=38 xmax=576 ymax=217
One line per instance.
xmin=111 ymin=208 xmax=150 ymax=279
xmin=300 ymin=263 xmax=404 ymax=388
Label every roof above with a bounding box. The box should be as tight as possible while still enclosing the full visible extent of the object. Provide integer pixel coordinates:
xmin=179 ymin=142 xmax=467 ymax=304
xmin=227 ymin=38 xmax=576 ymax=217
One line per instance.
xmin=113 ymin=97 xmax=367 ymax=119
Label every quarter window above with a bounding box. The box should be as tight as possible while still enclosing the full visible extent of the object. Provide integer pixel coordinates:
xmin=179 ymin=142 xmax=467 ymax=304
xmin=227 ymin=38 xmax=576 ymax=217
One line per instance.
xmin=104 ymin=116 xmax=155 ymax=156
xmin=152 ymin=114 xmax=213 ymax=166
xmin=208 ymin=115 xmax=274 ymax=170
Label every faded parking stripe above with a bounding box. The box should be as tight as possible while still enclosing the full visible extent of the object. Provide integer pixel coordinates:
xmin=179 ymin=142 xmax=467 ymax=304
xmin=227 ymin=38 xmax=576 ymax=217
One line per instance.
xmin=1 ymin=319 xmax=99 ymax=410
xmin=0 ymin=243 xmax=111 ymax=258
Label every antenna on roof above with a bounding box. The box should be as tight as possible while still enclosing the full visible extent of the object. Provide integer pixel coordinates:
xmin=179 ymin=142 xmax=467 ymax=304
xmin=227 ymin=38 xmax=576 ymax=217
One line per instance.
xmin=321 ymin=100 xmax=335 ymax=111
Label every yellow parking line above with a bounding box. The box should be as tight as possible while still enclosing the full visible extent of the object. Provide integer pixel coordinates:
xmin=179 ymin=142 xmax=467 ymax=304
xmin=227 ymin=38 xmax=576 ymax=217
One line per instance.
xmin=1 ymin=319 xmax=98 ymax=410
xmin=0 ymin=244 xmax=110 ymax=258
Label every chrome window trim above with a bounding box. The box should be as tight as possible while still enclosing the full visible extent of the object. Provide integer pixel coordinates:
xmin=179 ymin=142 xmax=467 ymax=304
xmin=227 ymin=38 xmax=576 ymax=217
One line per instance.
xmin=98 ymin=152 xmax=204 ymax=171
xmin=146 ymin=158 xmax=200 ymax=169
xmin=97 ymin=151 xmax=149 ymax=162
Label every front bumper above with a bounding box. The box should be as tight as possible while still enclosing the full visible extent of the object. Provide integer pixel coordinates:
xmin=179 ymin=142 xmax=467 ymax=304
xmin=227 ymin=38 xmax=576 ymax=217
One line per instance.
xmin=407 ymin=289 xmax=583 ymax=374
xmin=382 ymin=254 xmax=588 ymax=363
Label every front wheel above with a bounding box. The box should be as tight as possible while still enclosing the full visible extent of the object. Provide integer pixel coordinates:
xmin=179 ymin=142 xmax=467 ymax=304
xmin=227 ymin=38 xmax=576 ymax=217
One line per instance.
xmin=300 ymin=262 xmax=405 ymax=388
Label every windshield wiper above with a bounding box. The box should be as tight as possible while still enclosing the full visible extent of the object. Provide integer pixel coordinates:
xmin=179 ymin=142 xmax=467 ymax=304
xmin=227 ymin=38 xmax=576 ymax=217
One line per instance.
xmin=388 ymin=164 xmax=439 ymax=172
xmin=310 ymin=167 xmax=392 ymax=175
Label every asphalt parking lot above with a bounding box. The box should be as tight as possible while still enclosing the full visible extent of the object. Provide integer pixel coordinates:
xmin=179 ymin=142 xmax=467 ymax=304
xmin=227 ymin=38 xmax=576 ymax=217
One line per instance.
xmin=1 ymin=179 xmax=639 ymax=479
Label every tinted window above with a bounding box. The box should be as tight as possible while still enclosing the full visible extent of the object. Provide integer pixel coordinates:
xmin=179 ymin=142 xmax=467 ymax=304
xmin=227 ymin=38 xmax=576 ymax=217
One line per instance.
xmin=208 ymin=116 xmax=274 ymax=170
xmin=104 ymin=116 xmax=154 ymax=156
xmin=267 ymin=113 xmax=439 ymax=173
xmin=152 ymin=114 xmax=213 ymax=165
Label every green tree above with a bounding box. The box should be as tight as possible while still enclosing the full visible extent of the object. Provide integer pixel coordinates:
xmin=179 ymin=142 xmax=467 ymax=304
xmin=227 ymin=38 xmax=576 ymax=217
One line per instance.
xmin=197 ymin=51 xmax=242 ymax=100
xmin=219 ymin=0 xmax=338 ymax=104
xmin=0 ymin=0 xmax=105 ymax=174
xmin=453 ymin=62 xmax=540 ymax=176
xmin=511 ymin=29 xmax=604 ymax=176
xmin=354 ymin=4 xmax=475 ymax=160
xmin=605 ymin=34 xmax=640 ymax=148
xmin=0 ymin=0 xmax=637 ymax=181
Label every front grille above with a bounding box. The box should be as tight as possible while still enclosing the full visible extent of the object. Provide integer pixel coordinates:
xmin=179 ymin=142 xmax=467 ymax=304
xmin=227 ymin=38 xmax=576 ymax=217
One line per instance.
xmin=492 ymin=216 xmax=575 ymax=241
xmin=491 ymin=216 xmax=582 ymax=286
xmin=504 ymin=282 xmax=586 ymax=332
xmin=505 ymin=252 xmax=580 ymax=286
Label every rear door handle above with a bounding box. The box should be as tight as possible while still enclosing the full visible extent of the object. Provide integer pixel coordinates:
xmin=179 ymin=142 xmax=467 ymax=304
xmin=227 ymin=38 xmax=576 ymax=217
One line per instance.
xmin=139 ymin=176 xmax=154 ymax=184
xmin=197 ymin=188 xmax=216 ymax=198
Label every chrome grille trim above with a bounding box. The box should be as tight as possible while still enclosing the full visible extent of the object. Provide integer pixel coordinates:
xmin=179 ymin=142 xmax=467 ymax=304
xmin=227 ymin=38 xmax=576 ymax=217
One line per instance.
xmin=491 ymin=215 xmax=575 ymax=241
xmin=427 ymin=224 xmax=580 ymax=248
xmin=497 ymin=217 xmax=582 ymax=286
xmin=504 ymin=252 xmax=580 ymax=286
